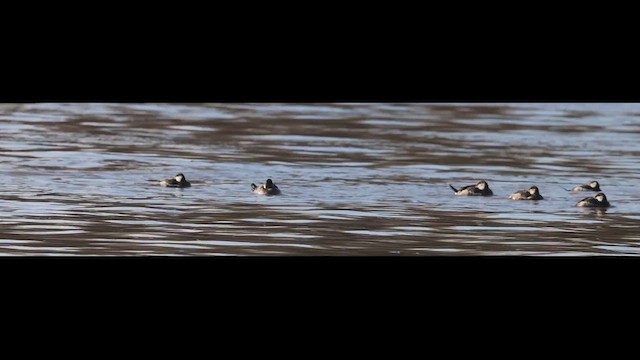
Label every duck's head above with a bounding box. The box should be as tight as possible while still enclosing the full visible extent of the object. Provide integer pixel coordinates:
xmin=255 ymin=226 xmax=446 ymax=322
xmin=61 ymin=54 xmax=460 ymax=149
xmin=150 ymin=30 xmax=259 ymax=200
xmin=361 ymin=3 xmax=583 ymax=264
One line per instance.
xmin=476 ymin=181 xmax=489 ymax=190
xmin=175 ymin=173 xmax=186 ymax=182
xmin=595 ymin=192 xmax=607 ymax=202
xmin=528 ymin=186 xmax=540 ymax=195
xmin=590 ymin=181 xmax=600 ymax=190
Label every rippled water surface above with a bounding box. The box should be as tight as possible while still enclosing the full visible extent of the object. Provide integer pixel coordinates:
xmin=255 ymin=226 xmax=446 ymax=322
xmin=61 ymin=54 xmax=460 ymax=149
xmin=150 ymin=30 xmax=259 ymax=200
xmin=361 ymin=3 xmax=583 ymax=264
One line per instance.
xmin=1 ymin=103 xmax=640 ymax=256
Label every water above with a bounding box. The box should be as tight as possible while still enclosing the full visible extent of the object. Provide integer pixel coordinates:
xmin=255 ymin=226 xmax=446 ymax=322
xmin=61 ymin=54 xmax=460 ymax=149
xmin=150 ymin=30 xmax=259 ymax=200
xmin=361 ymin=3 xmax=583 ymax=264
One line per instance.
xmin=1 ymin=103 xmax=639 ymax=256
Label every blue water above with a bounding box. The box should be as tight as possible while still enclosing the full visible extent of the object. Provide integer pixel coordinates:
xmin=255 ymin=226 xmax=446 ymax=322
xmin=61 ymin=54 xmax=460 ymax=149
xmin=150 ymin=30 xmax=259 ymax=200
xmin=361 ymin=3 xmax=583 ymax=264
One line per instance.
xmin=1 ymin=103 xmax=639 ymax=255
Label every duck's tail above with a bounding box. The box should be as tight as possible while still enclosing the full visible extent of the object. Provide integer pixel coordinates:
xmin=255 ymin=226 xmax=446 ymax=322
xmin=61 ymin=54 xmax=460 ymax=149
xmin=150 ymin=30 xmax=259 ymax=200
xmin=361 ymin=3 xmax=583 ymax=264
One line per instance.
xmin=251 ymin=183 xmax=257 ymax=191
xmin=449 ymin=184 xmax=458 ymax=193
xmin=559 ymin=185 xmax=572 ymax=192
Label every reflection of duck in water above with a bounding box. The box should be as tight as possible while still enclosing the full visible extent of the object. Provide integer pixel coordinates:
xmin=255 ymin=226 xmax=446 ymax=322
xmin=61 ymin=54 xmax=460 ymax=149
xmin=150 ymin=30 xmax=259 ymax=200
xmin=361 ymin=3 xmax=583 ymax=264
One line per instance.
xmin=509 ymin=186 xmax=544 ymax=200
xmin=576 ymin=192 xmax=610 ymax=208
xmin=572 ymin=181 xmax=600 ymax=192
xmin=160 ymin=173 xmax=191 ymax=188
xmin=251 ymin=178 xmax=281 ymax=195
xmin=449 ymin=180 xmax=493 ymax=196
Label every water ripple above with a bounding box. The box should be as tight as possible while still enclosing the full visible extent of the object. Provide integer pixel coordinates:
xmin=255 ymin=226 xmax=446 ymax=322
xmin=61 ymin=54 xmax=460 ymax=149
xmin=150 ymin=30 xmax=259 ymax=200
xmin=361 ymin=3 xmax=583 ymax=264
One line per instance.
xmin=2 ymin=103 xmax=640 ymax=255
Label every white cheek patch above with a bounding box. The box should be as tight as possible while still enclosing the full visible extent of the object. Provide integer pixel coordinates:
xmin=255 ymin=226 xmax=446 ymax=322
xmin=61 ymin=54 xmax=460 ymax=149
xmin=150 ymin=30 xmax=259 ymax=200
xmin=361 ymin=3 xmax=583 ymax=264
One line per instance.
xmin=175 ymin=176 xmax=184 ymax=182
xmin=591 ymin=182 xmax=598 ymax=188
xmin=477 ymin=183 xmax=486 ymax=190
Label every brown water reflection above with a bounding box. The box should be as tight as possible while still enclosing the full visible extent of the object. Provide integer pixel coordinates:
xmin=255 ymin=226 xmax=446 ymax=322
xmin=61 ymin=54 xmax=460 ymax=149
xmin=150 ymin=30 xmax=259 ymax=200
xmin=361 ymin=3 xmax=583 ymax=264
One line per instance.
xmin=1 ymin=103 xmax=640 ymax=255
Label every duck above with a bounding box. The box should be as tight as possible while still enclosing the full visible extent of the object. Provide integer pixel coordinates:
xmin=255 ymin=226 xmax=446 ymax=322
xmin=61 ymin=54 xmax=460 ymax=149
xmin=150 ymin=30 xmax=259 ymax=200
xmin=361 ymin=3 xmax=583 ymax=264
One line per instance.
xmin=576 ymin=192 xmax=610 ymax=208
xmin=160 ymin=173 xmax=191 ymax=188
xmin=509 ymin=186 xmax=544 ymax=200
xmin=572 ymin=181 xmax=600 ymax=192
xmin=449 ymin=180 xmax=493 ymax=196
xmin=251 ymin=178 xmax=281 ymax=195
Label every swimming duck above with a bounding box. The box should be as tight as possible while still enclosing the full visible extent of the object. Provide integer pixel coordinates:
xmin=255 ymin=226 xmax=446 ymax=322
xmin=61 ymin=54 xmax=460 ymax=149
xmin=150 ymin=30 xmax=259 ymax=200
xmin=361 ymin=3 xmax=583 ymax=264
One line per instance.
xmin=160 ymin=173 xmax=191 ymax=188
xmin=572 ymin=181 xmax=600 ymax=192
xmin=576 ymin=192 xmax=610 ymax=208
xmin=509 ymin=186 xmax=544 ymax=200
xmin=251 ymin=178 xmax=281 ymax=195
xmin=449 ymin=180 xmax=493 ymax=196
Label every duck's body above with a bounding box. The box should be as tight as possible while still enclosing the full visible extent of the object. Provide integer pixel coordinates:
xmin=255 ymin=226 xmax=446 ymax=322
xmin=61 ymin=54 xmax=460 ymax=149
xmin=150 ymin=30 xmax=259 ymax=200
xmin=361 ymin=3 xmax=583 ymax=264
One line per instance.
xmin=509 ymin=186 xmax=544 ymax=200
xmin=572 ymin=181 xmax=600 ymax=192
xmin=449 ymin=181 xmax=493 ymax=196
xmin=160 ymin=173 xmax=191 ymax=188
xmin=576 ymin=192 xmax=610 ymax=208
xmin=251 ymin=179 xmax=281 ymax=195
